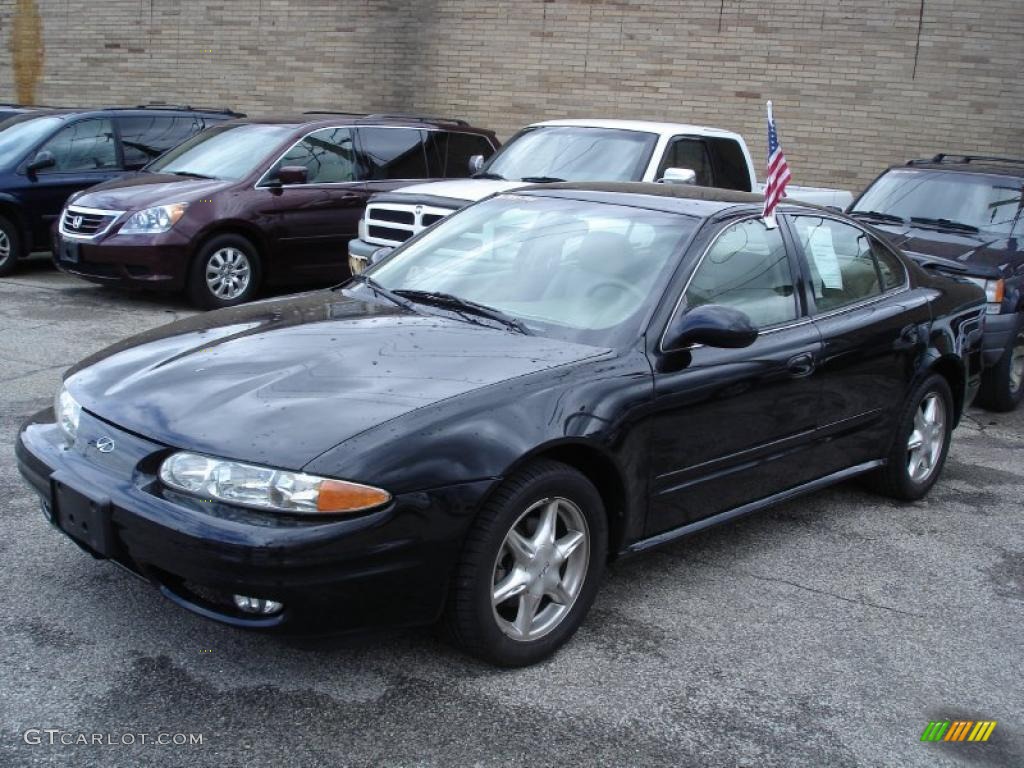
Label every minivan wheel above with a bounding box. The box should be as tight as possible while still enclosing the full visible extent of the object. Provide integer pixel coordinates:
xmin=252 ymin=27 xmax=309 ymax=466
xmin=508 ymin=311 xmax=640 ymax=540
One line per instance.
xmin=188 ymin=234 xmax=260 ymax=310
xmin=444 ymin=460 xmax=607 ymax=667
xmin=976 ymin=320 xmax=1024 ymax=413
xmin=0 ymin=214 xmax=22 ymax=277
xmin=868 ymin=373 xmax=954 ymax=501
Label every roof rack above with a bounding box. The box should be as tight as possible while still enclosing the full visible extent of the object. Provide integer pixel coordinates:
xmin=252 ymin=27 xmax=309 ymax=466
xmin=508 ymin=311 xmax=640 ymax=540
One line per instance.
xmin=908 ymin=154 xmax=1024 ymax=167
xmin=93 ymin=103 xmax=244 ymax=117
xmin=302 ymin=110 xmax=368 ymax=116
xmin=362 ymin=112 xmax=469 ymax=127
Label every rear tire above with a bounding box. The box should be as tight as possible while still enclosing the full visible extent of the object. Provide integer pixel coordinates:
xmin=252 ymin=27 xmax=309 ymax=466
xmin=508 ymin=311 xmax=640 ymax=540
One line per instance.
xmin=444 ymin=460 xmax=608 ymax=667
xmin=0 ymin=214 xmax=22 ymax=277
xmin=867 ymin=373 xmax=954 ymax=501
xmin=976 ymin=319 xmax=1024 ymax=413
xmin=187 ymin=234 xmax=260 ymax=310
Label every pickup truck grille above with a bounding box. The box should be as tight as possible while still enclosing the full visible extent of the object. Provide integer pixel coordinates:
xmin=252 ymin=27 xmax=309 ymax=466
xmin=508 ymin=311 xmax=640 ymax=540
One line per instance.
xmin=364 ymin=202 xmax=457 ymax=246
xmin=59 ymin=206 xmax=123 ymax=238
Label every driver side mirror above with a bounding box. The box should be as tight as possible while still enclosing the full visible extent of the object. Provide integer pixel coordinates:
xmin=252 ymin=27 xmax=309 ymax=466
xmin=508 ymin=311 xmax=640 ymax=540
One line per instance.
xmin=26 ymin=150 xmax=56 ymax=175
xmin=663 ymin=304 xmax=758 ymax=352
xmin=658 ymin=167 xmax=697 ymax=185
xmin=276 ymin=165 xmax=308 ymax=185
xmin=468 ymin=154 xmax=485 ymax=174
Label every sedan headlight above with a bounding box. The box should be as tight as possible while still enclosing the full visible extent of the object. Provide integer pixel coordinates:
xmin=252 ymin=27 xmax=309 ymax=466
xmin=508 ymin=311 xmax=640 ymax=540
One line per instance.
xmin=119 ymin=203 xmax=189 ymax=235
xmin=964 ymin=277 xmax=1005 ymax=314
xmin=159 ymin=452 xmax=391 ymax=515
xmin=54 ymin=384 xmax=81 ymax=443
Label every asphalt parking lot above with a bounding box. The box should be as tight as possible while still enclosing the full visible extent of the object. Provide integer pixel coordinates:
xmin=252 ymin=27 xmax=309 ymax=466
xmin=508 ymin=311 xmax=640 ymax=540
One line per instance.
xmin=0 ymin=256 xmax=1021 ymax=768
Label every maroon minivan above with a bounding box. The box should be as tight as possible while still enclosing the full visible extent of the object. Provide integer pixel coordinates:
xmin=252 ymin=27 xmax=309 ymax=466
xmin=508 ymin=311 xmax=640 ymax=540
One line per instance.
xmin=52 ymin=114 xmax=498 ymax=308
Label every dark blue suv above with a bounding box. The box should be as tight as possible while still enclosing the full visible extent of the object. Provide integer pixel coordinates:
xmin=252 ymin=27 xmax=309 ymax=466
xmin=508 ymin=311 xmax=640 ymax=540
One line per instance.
xmin=0 ymin=105 xmax=241 ymax=275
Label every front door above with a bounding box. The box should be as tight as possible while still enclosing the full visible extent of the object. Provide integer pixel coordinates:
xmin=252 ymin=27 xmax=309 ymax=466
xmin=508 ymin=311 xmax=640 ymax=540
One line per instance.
xmin=262 ymin=127 xmax=366 ymax=284
xmin=647 ymin=216 xmax=824 ymax=535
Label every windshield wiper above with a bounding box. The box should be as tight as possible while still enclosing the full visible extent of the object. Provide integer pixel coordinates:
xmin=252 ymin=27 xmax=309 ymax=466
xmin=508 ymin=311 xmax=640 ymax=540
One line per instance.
xmin=519 ymin=176 xmax=565 ymax=183
xmin=393 ymin=290 xmax=530 ymax=334
xmin=851 ymin=210 xmax=906 ymax=225
xmin=168 ymin=170 xmax=215 ymax=179
xmin=472 ymin=171 xmax=505 ymax=180
xmin=910 ymin=216 xmax=979 ymax=234
xmin=345 ymin=274 xmax=423 ymax=314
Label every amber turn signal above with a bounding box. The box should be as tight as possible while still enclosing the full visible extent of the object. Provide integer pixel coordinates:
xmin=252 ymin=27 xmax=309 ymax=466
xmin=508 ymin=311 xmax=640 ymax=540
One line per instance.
xmin=317 ymin=479 xmax=392 ymax=513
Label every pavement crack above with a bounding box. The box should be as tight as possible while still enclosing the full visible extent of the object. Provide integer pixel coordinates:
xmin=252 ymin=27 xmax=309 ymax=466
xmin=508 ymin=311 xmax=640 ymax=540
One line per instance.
xmin=0 ymin=362 xmax=70 ymax=385
xmin=691 ymin=557 xmax=926 ymax=617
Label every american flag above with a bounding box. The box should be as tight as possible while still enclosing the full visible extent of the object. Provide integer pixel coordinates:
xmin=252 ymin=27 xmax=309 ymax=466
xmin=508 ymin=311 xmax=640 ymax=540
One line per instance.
xmin=762 ymin=101 xmax=791 ymax=221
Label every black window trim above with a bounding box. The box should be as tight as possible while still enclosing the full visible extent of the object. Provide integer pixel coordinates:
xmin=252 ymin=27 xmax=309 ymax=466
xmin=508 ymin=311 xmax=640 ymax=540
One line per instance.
xmin=781 ymin=212 xmax=911 ymax=320
xmin=657 ymin=213 xmax=809 ymax=352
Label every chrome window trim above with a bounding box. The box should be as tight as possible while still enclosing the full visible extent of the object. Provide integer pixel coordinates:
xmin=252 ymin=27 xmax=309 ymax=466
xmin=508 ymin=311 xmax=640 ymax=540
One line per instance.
xmin=658 ymin=214 xmax=801 ymax=353
xmin=253 ymin=124 xmax=497 ymax=190
xmin=58 ymin=205 xmax=125 ymax=240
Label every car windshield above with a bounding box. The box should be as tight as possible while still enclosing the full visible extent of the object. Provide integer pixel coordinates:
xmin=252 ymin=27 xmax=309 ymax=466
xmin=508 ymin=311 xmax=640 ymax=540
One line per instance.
xmin=481 ymin=126 xmax=658 ymax=183
xmin=147 ymin=123 xmax=295 ymax=181
xmin=853 ymin=169 xmax=1024 ymax=236
xmin=367 ymin=195 xmax=696 ymax=346
xmin=0 ymin=116 xmax=62 ymax=169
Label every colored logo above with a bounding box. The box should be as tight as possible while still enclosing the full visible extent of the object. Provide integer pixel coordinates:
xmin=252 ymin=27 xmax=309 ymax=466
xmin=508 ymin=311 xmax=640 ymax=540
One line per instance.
xmin=921 ymin=720 xmax=997 ymax=743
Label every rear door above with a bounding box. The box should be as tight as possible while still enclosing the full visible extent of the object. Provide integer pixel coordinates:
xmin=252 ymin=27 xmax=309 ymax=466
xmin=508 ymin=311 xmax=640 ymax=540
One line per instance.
xmin=647 ymin=216 xmax=824 ymax=534
xmin=262 ymin=126 xmax=365 ymax=283
xmin=783 ymin=213 xmax=929 ymax=472
xmin=19 ymin=118 xmax=122 ymax=244
xmin=356 ymin=126 xmax=433 ymax=195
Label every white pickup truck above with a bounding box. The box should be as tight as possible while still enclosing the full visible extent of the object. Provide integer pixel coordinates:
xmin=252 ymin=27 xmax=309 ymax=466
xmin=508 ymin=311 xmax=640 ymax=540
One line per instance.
xmin=347 ymin=118 xmax=853 ymax=272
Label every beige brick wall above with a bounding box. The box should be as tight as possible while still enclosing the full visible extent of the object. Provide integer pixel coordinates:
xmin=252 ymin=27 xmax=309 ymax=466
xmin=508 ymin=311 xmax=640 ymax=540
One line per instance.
xmin=2 ymin=0 xmax=1021 ymax=192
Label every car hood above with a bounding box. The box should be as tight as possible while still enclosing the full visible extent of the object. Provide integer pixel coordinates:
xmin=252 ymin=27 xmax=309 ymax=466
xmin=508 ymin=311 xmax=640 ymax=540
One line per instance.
xmin=385 ymin=178 xmax=526 ymax=205
xmin=868 ymin=221 xmax=1018 ymax=275
xmin=71 ymin=173 xmax=236 ymax=211
xmin=64 ymin=290 xmax=608 ymax=471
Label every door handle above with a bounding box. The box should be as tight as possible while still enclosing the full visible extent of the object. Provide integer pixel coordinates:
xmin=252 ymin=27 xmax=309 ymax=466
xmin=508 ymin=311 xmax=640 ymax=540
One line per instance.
xmin=787 ymin=353 xmax=816 ymax=377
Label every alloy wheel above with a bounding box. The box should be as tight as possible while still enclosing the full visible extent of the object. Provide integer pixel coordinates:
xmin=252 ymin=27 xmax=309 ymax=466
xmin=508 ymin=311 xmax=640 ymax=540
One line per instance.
xmin=907 ymin=392 xmax=947 ymax=484
xmin=1009 ymin=333 xmax=1024 ymax=395
xmin=0 ymin=228 xmax=10 ymax=265
xmin=205 ymin=247 xmax=251 ymax=300
xmin=491 ymin=496 xmax=590 ymax=642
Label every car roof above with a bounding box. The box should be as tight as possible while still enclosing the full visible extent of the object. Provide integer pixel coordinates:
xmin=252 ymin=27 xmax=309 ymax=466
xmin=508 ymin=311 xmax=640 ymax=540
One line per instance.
xmin=236 ymin=113 xmax=496 ymax=136
xmin=516 ymin=181 xmax=829 ymax=218
xmin=897 ymin=154 xmax=1024 ymax=179
xmin=528 ymin=118 xmax=746 ymax=143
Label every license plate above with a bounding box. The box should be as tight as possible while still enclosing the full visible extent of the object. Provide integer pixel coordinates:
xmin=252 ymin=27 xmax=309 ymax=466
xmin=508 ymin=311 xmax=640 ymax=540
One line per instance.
xmin=59 ymin=238 xmax=79 ymax=264
xmin=53 ymin=481 xmax=114 ymax=557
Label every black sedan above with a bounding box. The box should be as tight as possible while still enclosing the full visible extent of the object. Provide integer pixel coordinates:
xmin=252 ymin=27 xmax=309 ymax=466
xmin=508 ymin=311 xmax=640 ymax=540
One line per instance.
xmin=16 ymin=183 xmax=985 ymax=666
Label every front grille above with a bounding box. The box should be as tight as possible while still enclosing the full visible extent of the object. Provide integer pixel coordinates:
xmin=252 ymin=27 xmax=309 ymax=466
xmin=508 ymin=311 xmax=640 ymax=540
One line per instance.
xmin=368 ymin=225 xmax=414 ymax=243
xmin=363 ymin=202 xmax=456 ymax=246
xmin=60 ymin=206 xmax=123 ymax=238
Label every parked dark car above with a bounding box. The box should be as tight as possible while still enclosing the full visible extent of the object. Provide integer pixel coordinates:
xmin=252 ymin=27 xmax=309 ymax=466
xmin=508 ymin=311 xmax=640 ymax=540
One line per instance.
xmin=51 ymin=113 xmax=499 ymax=308
xmin=0 ymin=103 xmax=44 ymax=124
xmin=0 ymin=105 xmax=241 ymax=276
xmin=850 ymin=154 xmax=1024 ymax=411
xmin=17 ymin=184 xmax=984 ymax=666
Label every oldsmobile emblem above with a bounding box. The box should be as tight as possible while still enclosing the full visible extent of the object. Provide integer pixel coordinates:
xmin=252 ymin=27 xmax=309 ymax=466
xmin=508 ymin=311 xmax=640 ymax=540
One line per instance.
xmin=71 ymin=215 xmax=83 ymax=229
xmin=94 ymin=436 xmax=116 ymax=454
xmin=414 ymin=205 xmax=423 ymax=216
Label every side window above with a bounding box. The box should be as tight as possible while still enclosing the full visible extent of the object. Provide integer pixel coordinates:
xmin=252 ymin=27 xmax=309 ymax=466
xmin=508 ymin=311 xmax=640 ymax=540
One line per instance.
xmin=705 ymin=137 xmax=752 ymax=192
xmin=871 ymin=238 xmax=907 ymax=291
xmin=425 ymin=131 xmax=495 ymax=177
xmin=117 ymin=116 xmax=206 ymax=169
xmin=792 ymin=216 xmax=884 ymax=312
xmin=685 ymin=218 xmax=797 ymax=328
xmin=38 ymin=119 xmax=118 ymax=172
xmin=272 ymin=127 xmax=357 ymax=184
xmin=357 ymin=127 xmax=429 ymax=180
xmin=659 ymin=138 xmax=713 ymax=186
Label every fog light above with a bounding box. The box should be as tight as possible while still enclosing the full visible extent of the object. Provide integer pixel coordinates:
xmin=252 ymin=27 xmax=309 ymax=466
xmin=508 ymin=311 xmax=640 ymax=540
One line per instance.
xmin=232 ymin=595 xmax=283 ymax=615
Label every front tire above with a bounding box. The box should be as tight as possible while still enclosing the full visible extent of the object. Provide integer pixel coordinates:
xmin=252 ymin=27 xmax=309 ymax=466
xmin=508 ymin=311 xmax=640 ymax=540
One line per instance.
xmin=187 ymin=234 xmax=260 ymax=310
xmin=976 ymin=319 xmax=1024 ymax=413
xmin=868 ymin=373 xmax=954 ymax=501
xmin=0 ymin=214 xmax=22 ymax=277
xmin=445 ymin=460 xmax=608 ymax=667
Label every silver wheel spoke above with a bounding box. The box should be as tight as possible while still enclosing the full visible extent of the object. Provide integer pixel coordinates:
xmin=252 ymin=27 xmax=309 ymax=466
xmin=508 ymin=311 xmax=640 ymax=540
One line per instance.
xmin=492 ymin=569 xmax=528 ymax=605
xmin=505 ymin=530 xmax=534 ymax=565
xmin=555 ymin=530 xmax=585 ymax=560
xmin=547 ymin=582 xmax=574 ymax=606
xmin=513 ymin=593 xmax=542 ymax=637
xmin=531 ymin=500 xmax=559 ymax=549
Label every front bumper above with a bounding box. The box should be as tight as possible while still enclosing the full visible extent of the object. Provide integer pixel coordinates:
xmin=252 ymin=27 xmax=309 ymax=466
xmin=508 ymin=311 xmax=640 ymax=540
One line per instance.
xmin=980 ymin=311 xmax=1021 ymax=367
xmin=52 ymin=229 xmax=191 ymax=291
xmin=16 ymin=410 xmax=488 ymax=634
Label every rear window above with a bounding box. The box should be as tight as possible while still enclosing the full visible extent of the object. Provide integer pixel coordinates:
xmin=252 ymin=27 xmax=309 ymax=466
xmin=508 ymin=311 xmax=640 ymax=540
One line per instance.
xmin=706 ymin=137 xmax=752 ymax=192
xmin=357 ymin=127 xmax=429 ymax=180
xmin=425 ymin=131 xmax=495 ymax=177
xmin=116 ymin=115 xmax=211 ymax=169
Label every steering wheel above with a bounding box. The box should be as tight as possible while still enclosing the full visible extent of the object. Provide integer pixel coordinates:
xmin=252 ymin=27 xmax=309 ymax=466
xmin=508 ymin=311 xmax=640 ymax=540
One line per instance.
xmin=585 ymin=279 xmax=645 ymax=305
